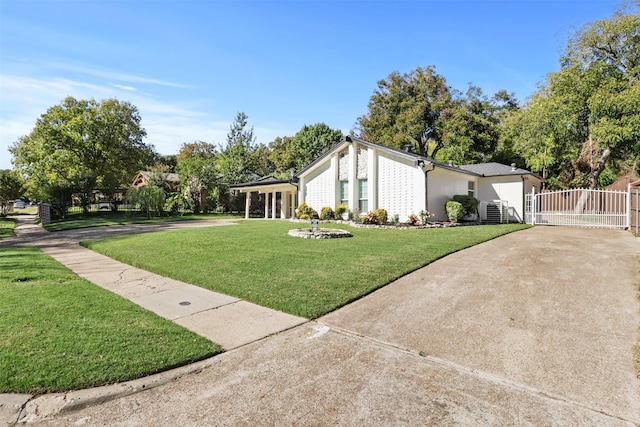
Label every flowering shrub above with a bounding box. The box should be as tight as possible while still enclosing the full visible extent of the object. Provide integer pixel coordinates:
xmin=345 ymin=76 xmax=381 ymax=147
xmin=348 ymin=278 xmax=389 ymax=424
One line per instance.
xmin=375 ymin=208 xmax=388 ymax=224
xmin=297 ymin=202 xmax=314 ymax=219
xmin=419 ymin=209 xmax=433 ymax=225
xmin=320 ymin=206 xmax=334 ymax=220
xmin=363 ymin=211 xmax=379 ymax=224
xmin=335 ymin=203 xmax=348 ymax=219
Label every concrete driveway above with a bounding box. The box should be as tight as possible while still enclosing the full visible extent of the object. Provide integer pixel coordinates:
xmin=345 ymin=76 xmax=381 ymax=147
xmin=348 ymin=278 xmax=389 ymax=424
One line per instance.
xmin=6 ymin=226 xmax=640 ymax=426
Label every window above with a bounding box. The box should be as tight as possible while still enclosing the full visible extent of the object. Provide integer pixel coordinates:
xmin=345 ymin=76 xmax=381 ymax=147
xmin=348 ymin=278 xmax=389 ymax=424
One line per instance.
xmin=340 ymin=180 xmax=349 ymax=205
xmin=468 ymin=181 xmax=475 ymax=197
xmin=359 ymin=179 xmax=368 ymax=213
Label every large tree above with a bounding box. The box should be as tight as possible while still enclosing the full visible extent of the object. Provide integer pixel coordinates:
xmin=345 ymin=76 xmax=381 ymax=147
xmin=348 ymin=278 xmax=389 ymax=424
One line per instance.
xmin=506 ymin=4 xmax=640 ymax=188
xmin=218 ymin=112 xmax=257 ymax=184
xmin=0 ymin=169 xmax=24 ymax=215
xmin=356 ymin=66 xmax=509 ymax=163
xmin=356 ymin=66 xmax=452 ymax=157
xmin=10 ymin=97 xmax=155 ymax=209
xmin=176 ymin=141 xmax=217 ymax=163
xmin=289 ymin=123 xmax=343 ymax=170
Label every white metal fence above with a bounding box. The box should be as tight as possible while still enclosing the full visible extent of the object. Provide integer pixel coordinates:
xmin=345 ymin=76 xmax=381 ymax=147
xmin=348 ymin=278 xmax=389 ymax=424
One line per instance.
xmin=525 ymin=187 xmax=629 ymax=229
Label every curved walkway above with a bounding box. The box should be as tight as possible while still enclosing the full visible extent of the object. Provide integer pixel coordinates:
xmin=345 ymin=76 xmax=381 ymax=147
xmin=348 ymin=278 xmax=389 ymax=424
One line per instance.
xmin=1 ymin=220 xmax=639 ymax=425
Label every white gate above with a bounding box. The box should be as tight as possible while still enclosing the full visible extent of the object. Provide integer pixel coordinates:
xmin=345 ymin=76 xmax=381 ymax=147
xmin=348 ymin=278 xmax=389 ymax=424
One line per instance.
xmin=525 ymin=187 xmax=629 ymax=229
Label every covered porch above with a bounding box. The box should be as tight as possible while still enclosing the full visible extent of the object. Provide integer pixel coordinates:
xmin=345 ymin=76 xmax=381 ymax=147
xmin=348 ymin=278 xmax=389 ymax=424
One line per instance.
xmin=230 ymin=177 xmax=298 ymax=219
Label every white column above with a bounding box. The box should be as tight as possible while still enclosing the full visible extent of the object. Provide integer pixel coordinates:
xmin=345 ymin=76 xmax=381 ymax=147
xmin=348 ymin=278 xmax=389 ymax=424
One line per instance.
xmin=348 ymin=142 xmax=357 ymax=213
xmin=299 ymin=177 xmax=306 ymax=205
xmin=331 ymin=154 xmax=339 ymax=207
xmin=369 ymin=148 xmax=378 ymax=210
xmin=244 ymin=192 xmax=250 ymax=219
xmin=264 ymin=192 xmax=269 ymax=219
xmin=271 ymin=190 xmax=277 ymax=219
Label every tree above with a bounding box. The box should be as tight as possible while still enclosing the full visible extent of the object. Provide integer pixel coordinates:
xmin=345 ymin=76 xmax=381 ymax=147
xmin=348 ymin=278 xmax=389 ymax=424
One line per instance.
xmin=176 ymin=141 xmax=217 ymax=164
xmin=436 ymin=85 xmax=502 ymax=164
xmin=126 ymin=184 xmax=166 ymax=218
xmin=268 ymin=136 xmax=296 ymax=178
xmin=0 ymin=170 xmax=24 ymax=215
xmin=356 ymin=67 xmax=509 ymax=164
xmin=506 ymin=4 xmax=640 ymax=188
xmin=177 ymin=155 xmax=221 ymax=213
xmin=289 ymin=123 xmax=343 ymax=170
xmin=10 ymin=97 xmax=156 ymax=210
xmin=218 ymin=112 xmax=257 ymax=184
xmin=356 ymin=66 xmax=453 ymax=157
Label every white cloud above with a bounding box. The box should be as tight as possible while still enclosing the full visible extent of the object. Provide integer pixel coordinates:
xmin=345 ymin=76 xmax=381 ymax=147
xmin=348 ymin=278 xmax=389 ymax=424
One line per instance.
xmin=0 ymin=73 xmax=295 ymax=169
xmin=48 ymin=62 xmax=193 ymax=89
xmin=112 ymin=84 xmax=137 ymax=92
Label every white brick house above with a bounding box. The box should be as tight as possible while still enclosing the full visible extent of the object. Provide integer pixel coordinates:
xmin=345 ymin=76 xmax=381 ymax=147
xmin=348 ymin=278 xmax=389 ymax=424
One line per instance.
xmin=295 ymin=136 xmax=544 ymax=223
xmin=231 ymin=136 xmax=543 ymax=222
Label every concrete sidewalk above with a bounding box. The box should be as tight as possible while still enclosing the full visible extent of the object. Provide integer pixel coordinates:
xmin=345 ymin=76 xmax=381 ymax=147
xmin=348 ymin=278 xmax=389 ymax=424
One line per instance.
xmin=1 ymin=215 xmax=306 ymax=350
xmin=2 ymin=220 xmax=639 ymax=426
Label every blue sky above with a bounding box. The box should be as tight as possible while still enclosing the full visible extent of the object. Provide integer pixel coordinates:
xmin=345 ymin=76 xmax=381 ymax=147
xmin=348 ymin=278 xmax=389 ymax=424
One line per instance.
xmin=0 ymin=0 xmax=622 ymax=170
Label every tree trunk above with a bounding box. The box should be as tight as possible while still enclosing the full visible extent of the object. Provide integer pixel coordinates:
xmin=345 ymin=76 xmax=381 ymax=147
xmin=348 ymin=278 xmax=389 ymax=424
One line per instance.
xmin=589 ymin=146 xmax=611 ymax=189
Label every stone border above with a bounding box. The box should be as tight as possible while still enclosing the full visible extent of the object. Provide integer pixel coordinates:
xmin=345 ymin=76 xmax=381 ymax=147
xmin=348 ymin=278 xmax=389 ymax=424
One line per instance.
xmin=288 ymin=228 xmax=353 ymax=239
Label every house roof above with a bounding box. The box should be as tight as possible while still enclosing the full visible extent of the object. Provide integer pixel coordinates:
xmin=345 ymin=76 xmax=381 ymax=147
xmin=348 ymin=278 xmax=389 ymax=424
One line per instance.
xmin=458 ymin=162 xmax=534 ymax=177
xmin=138 ymin=171 xmax=180 ymax=182
xmin=229 ymin=175 xmax=297 ymax=189
xmin=295 ymin=136 xmax=541 ymax=180
xmin=296 ymin=136 xmax=477 ymax=177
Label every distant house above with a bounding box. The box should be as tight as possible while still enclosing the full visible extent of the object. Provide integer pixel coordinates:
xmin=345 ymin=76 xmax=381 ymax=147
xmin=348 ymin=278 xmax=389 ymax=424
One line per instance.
xmin=132 ymin=171 xmax=180 ymax=190
xmin=232 ymin=136 xmax=544 ymax=223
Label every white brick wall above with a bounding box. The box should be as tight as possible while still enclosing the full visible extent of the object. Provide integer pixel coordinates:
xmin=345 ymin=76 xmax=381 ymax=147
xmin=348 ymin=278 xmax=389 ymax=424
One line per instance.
xmin=378 ymin=154 xmax=417 ymax=221
xmin=305 ymin=162 xmax=335 ymax=212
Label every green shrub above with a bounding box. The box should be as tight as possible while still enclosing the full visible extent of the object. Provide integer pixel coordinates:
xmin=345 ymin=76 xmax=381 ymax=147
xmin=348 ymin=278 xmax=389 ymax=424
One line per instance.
xmin=445 ymin=201 xmax=464 ymax=223
xmin=374 ymin=208 xmax=388 ymax=224
xmin=320 ymin=206 xmax=335 ymax=220
xmin=297 ymin=202 xmax=314 ymax=218
xmin=335 ymin=203 xmax=348 ymax=219
xmin=452 ymin=195 xmax=479 ymax=218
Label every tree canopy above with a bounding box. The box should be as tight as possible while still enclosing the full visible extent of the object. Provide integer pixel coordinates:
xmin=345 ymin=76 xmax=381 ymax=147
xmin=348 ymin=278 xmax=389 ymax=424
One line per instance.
xmin=356 ymin=67 xmax=512 ymax=164
xmin=10 ymin=97 xmax=155 ymax=206
xmin=288 ymin=123 xmax=343 ymax=171
xmin=0 ymin=169 xmax=24 ymax=214
xmin=504 ymin=3 xmax=640 ymax=188
xmin=218 ymin=112 xmax=257 ymax=184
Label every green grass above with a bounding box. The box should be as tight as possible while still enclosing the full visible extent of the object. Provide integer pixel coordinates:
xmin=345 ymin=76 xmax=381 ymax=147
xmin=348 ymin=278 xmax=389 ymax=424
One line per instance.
xmin=0 ymin=247 xmax=223 ymax=394
xmin=44 ymin=211 xmax=240 ymax=232
xmin=83 ymin=221 xmax=530 ymax=319
xmin=0 ymin=217 xmax=16 ymax=238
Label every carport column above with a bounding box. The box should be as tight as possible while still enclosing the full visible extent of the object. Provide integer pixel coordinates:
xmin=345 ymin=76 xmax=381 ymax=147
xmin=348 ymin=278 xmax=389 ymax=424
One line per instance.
xmin=271 ymin=190 xmax=277 ymax=219
xmin=244 ymin=192 xmax=250 ymax=219
xmin=299 ymin=177 xmax=306 ymax=208
xmin=264 ymin=192 xmax=269 ymax=219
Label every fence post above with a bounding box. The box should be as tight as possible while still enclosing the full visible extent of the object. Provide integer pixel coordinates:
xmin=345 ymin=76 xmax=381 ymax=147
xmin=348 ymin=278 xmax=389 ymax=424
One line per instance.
xmin=531 ymin=187 xmax=536 ymax=225
xmin=627 ymin=183 xmax=632 ymax=230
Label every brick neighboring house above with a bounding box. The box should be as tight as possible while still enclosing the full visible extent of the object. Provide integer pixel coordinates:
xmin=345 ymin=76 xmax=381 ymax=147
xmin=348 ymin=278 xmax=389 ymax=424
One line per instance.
xmin=131 ymin=171 xmax=180 ymax=190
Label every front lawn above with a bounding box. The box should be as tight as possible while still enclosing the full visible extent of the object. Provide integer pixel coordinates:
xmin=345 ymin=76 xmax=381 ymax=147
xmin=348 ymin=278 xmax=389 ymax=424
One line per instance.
xmin=83 ymin=221 xmax=530 ymax=319
xmin=44 ymin=211 xmax=240 ymax=232
xmin=0 ymin=247 xmax=223 ymax=394
xmin=0 ymin=217 xmax=16 ymax=238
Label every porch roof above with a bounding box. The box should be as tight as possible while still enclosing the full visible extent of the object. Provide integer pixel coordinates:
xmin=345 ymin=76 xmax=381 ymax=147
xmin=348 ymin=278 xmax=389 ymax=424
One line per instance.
xmin=229 ymin=176 xmax=298 ymax=193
